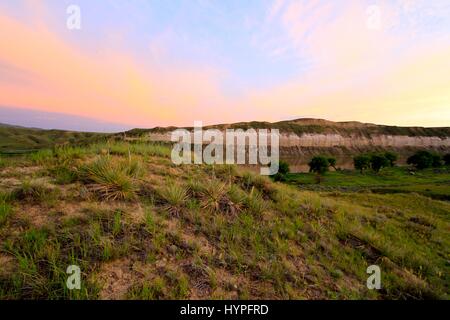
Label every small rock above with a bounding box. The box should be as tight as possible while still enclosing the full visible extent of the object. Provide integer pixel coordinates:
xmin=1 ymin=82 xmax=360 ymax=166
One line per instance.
xmin=168 ymin=245 xmax=178 ymax=254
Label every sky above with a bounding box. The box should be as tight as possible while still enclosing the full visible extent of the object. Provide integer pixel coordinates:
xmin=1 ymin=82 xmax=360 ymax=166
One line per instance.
xmin=0 ymin=0 xmax=449 ymax=131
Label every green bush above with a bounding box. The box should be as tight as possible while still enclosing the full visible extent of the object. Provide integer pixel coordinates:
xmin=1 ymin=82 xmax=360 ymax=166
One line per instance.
xmin=370 ymin=154 xmax=390 ymax=173
xmin=444 ymin=153 xmax=450 ymax=166
xmin=407 ymin=151 xmax=436 ymax=169
xmin=353 ymin=155 xmax=371 ymax=173
xmin=328 ymin=157 xmax=337 ymax=170
xmin=272 ymin=160 xmax=290 ymax=182
xmin=384 ymin=151 xmax=398 ymax=167
xmin=308 ymin=156 xmax=329 ymax=175
xmin=431 ymin=154 xmax=442 ymax=167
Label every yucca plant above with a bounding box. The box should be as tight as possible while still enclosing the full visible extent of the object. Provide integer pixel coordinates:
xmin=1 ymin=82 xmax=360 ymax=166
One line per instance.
xmin=199 ymin=180 xmax=227 ymax=212
xmin=158 ymin=184 xmax=188 ymax=217
xmin=199 ymin=180 xmax=243 ymax=215
xmin=186 ymin=179 xmax=205 ymax=198
xmin=120 ymin=158 xmax=144 ymax=178
xmin=78 ymin=157 xmax=143 ymax=201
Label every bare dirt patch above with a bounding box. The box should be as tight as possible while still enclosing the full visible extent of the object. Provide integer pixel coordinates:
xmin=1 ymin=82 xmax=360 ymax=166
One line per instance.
xmin=0 ymin=254 xmax=16 ymax=276
xmin=97 ymin=258 xmax=136 ymax=300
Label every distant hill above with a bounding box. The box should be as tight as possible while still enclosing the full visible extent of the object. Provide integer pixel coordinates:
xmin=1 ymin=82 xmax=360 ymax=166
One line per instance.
xmin=0 ymin=123 xmax=108 ymax=154
xmin=2 ymin=118 xmax=450 ymax=155
xmin=125 ymin=118 xmax=450 ymax=158
xmin=127 ymin=118 xmax=450 ymax=138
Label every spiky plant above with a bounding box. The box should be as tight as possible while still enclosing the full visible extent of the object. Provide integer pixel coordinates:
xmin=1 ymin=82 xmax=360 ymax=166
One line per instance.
xmin=199 ymin=180 xmax=243 ymax=215
xmin=78 ymin=157 xmax=143 ymax=201
xmin=199 ymin=180 xmax=227 ymax=212
xmin=158 ymin=184 xmax=188 ymax=216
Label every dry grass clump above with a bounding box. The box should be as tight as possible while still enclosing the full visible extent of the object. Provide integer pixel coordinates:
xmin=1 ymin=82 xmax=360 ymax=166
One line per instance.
xmin=12 ymin=180 xmax=59 ymax=204
xmin=239 ymin=171 xmax=277 ymax=200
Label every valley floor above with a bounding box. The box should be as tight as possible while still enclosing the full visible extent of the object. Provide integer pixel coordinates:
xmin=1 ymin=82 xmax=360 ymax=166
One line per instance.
xmin=284 ymin=167 xmax=450 ymax=201
xmin=0 ymin=142 xmax=449 ymax=299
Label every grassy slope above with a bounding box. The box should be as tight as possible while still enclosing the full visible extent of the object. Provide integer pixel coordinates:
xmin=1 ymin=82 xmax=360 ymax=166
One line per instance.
xmin=0 ymin=141 xmax=448 ymax=299
xmin=0 ymin=124 xmax=108 ymax=154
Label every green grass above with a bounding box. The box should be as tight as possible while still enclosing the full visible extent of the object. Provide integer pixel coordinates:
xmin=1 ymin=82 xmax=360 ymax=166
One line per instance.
xmin=0 ymin=156 xmax=5 ymax=169
xmin=0 ymin=140 xmax=449 ymax=300
xmin=284 ymin=166 xmax=450 ymax=200
xmin=0 ymin=202 xmax=12 ymax=226
xmin=12 ymin=180 xmax=60 ymax=205
xmin=89 ymin=141 xmax=171 ymax=158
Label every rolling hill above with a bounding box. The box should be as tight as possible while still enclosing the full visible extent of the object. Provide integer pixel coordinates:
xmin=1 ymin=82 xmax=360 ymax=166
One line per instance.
xmin=1 ymin=118 xmax=450 ymax=156
xmin=0 ymin=123 xmax=108 ymax=154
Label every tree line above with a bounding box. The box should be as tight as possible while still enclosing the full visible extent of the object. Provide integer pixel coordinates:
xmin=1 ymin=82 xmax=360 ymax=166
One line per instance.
xmin=272 ymin=151 xmax=450 ymax=182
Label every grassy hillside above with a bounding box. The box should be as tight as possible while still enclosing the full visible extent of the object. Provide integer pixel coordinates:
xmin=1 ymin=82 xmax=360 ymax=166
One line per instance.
xmin=0 ymin=141 xmax=448 ymax=299
xmin=0 ymin=124 xmax=108 ymax=154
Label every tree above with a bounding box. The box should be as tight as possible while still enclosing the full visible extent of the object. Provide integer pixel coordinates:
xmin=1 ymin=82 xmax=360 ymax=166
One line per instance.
xmin=272 ymin=160 xmax=290 ymax=182
xmin=370 ymin=154 xmax=390 ymax=173
xmin=431 ymin=154 xmax=442 ymax=167
xmin=308 ymin=156 xmax=329 ymax=175
xmin=384 ymin=151 xmax=398 ymax=167
xmin=407 ymin=151 xmax=434 ymax=169
xmin=444 ymin=153 xmax=450 ymax=166
xmin=327 ymin=157 xmax=337 ymax=170
xmin=309 ymin=156 xmax=329 ymax=184
xmin=353 ymin=155 xmax=371 ymax=173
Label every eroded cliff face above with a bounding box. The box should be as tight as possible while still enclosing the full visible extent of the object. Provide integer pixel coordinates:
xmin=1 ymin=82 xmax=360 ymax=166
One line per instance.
xmin=278 ymin=133 xmax=450 ymax=148
xmin=142 ymin=131 xmax=450 ymax=153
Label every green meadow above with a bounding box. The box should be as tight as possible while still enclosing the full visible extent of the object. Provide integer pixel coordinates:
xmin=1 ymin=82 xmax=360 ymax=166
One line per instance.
xmin=284 ymin=167 xmax=450 ymax=201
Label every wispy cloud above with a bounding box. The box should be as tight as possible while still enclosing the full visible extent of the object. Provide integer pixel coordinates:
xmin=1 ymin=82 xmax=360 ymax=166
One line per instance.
xmin=0 ymin=1 xmax=449 ymax=128
xmin=0 ymin=10 xmax=228 ymax=127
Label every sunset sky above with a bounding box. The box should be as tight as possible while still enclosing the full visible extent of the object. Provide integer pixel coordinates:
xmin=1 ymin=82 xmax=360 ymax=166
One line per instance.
xmin=0 ymin=0 xmax=449 ymax=131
